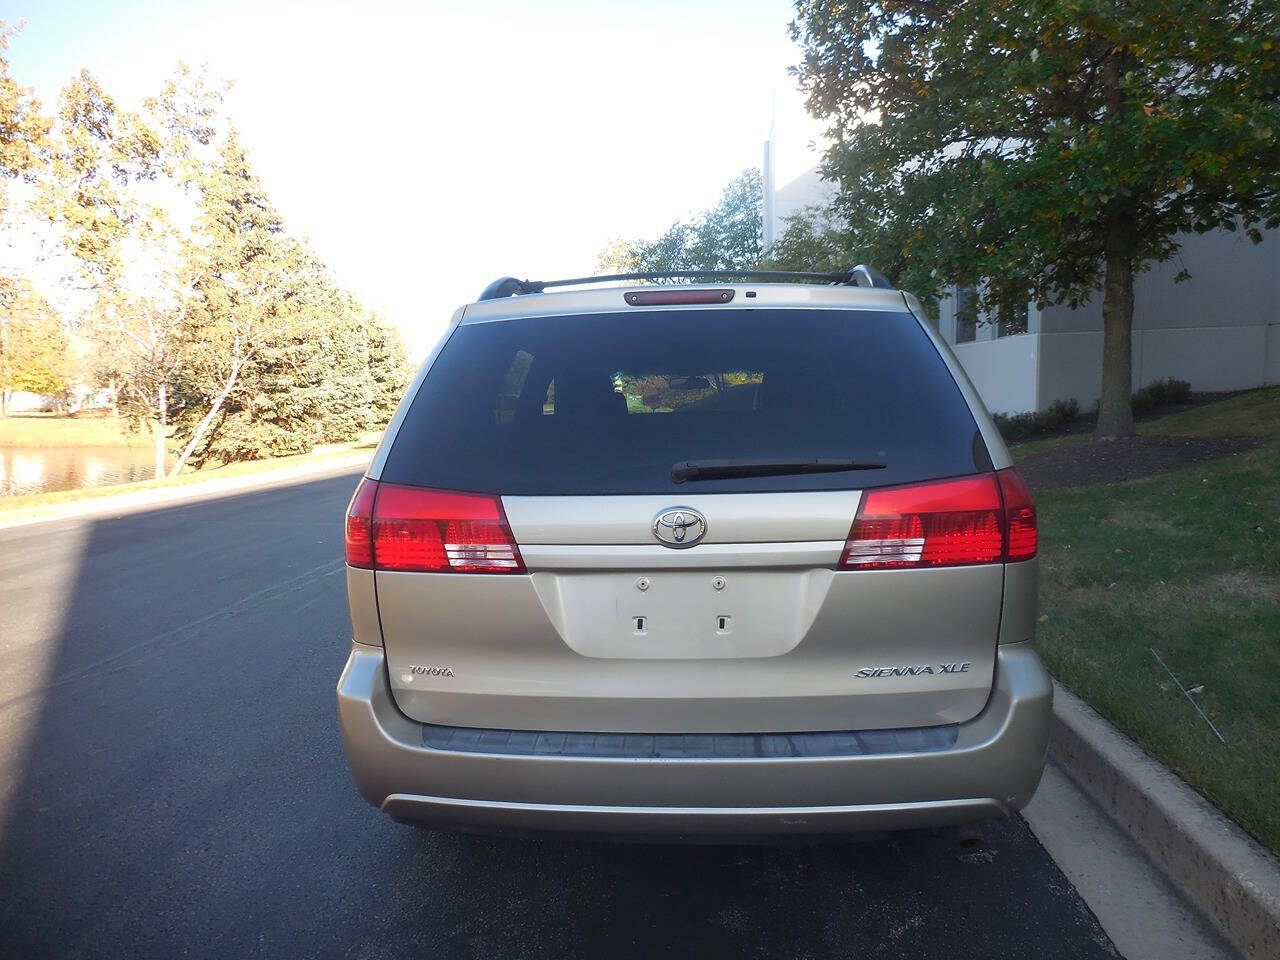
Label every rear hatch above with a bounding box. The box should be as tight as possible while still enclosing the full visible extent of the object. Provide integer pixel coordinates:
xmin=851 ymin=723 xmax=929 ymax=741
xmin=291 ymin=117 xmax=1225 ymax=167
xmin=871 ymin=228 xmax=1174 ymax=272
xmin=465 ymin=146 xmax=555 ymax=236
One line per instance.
xmin=364 ymin=303 xmax=1008 ymax=733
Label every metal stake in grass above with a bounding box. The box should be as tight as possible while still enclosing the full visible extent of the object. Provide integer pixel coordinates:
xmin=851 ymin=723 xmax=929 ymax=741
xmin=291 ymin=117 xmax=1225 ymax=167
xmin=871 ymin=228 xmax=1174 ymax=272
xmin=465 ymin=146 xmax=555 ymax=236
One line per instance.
xmin=1150 ymin=647 xmax=1227 ymax=744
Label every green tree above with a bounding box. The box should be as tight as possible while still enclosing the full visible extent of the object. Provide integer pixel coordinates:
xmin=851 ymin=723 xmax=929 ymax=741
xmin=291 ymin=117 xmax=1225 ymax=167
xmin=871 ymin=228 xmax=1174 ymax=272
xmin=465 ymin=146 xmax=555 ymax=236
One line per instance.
xmin=686 ymin=169 xmax=766 ymax=271
xmin=191 ymin=321 xmax=327 ymax=464
xmin=760 ymin=205 xmax=851 ymax=274
xmin=792 ymin=0 xmax=1280 ymax=437
xmin=312 ymin=291 xmax=374 ymax=445
xmin=15 ymin=55 xmax=392 ymax=471
xmin=168 ymin=127 xmax=291 ymax=474
xmin=366 ymin=312 xmax=409 ymax=423
xmin=41 ymin=65 xmax=215 ymax=476
xmin=33 ymin=69 xmax=161 ymax=284
xmin=594 ymin=236 xmax=640 ymax=274
xmin=144 ymin=61 xmax=226 ymax=186
xmin=0 ymin=22 xmax=51 ymax=217
xmin=0 ymin=277 xmax=70 ymax=414
xmin=598 ymin=169 xmax=764 ymax=276
xmin=168 ymin=124 xmax=395 ymax=468
xmin=86 ymin=262 xmax=199 ymax=477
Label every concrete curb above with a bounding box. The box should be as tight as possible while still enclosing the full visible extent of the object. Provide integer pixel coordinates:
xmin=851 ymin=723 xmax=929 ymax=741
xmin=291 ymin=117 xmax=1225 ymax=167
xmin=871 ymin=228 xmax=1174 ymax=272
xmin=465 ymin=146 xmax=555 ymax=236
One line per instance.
xmin=0 ymin=452 xmax=369 ymax=530
xmin=1049 ymin=681 xmax=1280 ymax=959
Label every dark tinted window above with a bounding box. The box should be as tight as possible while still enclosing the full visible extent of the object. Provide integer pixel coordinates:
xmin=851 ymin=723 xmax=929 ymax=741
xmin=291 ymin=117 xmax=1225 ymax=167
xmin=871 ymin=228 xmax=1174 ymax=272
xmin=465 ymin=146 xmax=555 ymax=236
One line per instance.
xmin=382 ymin=309 xmax=984 ymax=495
xmin=954 ymin=286 xmax=977 ymax=343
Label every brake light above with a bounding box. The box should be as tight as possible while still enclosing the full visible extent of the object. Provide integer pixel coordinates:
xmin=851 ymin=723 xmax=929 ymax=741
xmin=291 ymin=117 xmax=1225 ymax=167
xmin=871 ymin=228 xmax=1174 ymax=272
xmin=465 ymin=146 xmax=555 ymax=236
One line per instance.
xmin=997 ymin=468 xmax=1038 ymax=560
xmin=345 ymin=478 xmax=378 ymax=567
xmin=344 ymin=479 xmax=526 ymax=573
xmin=624 ymin=289 xmax=735 ymax=306
xmin=840 ymin=468 xmax=1036 ymax=569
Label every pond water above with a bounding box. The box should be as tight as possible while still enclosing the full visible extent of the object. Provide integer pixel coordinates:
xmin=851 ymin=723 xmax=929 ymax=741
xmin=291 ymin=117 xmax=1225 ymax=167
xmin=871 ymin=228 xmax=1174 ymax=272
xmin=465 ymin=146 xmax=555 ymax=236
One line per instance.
xmin=0 ymin=447 xmax=162 ymax=497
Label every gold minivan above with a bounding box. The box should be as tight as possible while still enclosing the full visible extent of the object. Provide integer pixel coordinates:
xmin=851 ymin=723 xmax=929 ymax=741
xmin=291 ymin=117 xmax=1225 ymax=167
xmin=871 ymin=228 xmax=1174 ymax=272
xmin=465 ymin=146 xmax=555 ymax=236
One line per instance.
xmin=337 ymin=270 xmax=1051 ymax=839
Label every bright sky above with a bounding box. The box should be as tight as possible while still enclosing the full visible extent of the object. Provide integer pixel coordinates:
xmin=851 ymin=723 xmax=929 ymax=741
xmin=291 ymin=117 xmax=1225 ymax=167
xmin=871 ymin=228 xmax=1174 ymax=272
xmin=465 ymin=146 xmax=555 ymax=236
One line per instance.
xmin=5 ymin=0 xmax=827 ymax=356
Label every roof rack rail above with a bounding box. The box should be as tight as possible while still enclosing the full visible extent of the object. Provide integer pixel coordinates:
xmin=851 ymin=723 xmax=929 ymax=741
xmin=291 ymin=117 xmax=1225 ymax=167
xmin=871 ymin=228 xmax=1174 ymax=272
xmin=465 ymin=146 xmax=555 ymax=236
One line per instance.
xmin=848 ymin=264 xmax=893 ymax=289
xmin=477 ymin=266 xmax=893 ymax=301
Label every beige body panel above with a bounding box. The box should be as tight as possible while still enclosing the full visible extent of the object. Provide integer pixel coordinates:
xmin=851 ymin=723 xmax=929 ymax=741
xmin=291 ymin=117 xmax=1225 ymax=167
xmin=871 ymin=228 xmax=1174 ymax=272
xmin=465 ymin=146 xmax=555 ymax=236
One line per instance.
xmin=375 ymin=561 xmax=1001 ymax=733
xmin=336 ymin=640 xmax=1053 ymax=835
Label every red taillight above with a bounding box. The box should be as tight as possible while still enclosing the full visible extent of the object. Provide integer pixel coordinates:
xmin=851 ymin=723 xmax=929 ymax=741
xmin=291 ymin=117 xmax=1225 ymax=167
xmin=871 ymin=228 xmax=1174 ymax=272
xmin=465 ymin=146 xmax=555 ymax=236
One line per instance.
xmin=840 ymin=468 xmax=1036 ymax=569
xmin=843 ymin=474 xmax=1003 ymax=568
xmin=997 ymin=468 xmax=1038 ymax=560
xmin=345 ymin=478 xmax=378 ymax=568
xmin=344 ymin=479 xmax=526 ymax=574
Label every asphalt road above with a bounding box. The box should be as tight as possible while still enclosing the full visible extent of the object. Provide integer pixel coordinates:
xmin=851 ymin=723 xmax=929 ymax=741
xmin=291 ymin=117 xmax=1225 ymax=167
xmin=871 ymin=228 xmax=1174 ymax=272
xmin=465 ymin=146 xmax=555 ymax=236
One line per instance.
xmin=0 ymin=472 xmax=1121 ymax=959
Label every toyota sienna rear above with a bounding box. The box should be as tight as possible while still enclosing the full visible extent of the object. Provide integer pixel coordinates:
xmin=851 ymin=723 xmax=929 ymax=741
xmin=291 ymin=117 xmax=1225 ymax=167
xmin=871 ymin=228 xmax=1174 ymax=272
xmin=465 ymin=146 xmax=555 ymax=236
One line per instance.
xmin=337 ymin=270 xmax=1052 ymax=838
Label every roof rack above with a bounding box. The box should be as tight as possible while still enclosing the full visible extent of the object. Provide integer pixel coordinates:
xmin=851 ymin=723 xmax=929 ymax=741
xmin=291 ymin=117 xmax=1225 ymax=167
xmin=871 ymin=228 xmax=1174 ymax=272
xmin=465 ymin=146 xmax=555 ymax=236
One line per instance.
xmin=477 ymin=266 xmax=893 ymax=301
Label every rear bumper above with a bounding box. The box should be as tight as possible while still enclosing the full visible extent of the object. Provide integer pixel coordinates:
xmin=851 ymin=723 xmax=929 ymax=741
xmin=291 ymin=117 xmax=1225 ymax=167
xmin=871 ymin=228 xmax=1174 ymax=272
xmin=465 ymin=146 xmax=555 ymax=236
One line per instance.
xmin=336 ymin=641 xmax=1052 ymax=837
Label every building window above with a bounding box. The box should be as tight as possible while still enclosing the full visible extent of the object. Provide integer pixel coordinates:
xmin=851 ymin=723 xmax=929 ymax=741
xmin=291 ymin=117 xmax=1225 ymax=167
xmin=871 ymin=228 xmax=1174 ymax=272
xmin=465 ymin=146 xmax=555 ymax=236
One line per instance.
xmin=996 ymin=302 xmax=1031 ymax=338
xmin=954 ymin=286 xmax=977 ymax=343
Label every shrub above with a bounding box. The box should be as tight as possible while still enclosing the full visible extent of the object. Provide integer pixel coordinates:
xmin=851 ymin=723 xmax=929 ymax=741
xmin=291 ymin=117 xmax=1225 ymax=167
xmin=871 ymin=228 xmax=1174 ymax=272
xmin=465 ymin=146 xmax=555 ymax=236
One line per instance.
xmin=1132 ymin=377 xmax=1192 ymax=412
xmin=993 ymin=398 xmax=1080 ymax=444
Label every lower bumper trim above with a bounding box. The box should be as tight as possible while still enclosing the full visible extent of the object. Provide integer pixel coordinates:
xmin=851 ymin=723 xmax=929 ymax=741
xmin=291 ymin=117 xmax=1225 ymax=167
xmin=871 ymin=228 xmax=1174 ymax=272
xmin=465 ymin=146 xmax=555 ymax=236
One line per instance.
xmin=338 ymin=640 xmax=1053 ymax=835
xmin=381 ymin=793 xmax=1008 ymax=836
xmin=423 ymin=721 xmax=959 ymax=759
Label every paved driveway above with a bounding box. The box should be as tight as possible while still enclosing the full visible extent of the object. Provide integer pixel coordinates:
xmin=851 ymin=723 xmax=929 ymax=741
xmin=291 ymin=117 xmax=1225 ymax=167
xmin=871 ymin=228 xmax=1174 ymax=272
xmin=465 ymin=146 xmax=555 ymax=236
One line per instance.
xmin=0 ymin=473 xmax=1119 ymax=959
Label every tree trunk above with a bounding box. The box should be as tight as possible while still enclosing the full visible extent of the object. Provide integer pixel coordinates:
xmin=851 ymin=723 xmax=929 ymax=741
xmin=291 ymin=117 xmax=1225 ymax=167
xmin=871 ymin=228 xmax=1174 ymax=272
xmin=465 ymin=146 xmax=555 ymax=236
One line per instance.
xmin=169 ymin=360 xmax=243 ymax=477
xmin=1094 ymin=48 xmax=1136 ymax=440
xmin=1095 ymin=245 xmax=1135 ymax=439
xmin=1 ymin=390 xmax=8 ymax=417
xmin=155 ymin=382 xmax=167 ymax=480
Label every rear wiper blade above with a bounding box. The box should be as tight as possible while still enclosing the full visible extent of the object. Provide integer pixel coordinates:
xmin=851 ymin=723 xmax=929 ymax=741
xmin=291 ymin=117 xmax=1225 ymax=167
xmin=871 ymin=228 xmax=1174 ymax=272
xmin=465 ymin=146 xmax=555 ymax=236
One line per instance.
xmin=670 ymin=458 xmax=887 ymax=483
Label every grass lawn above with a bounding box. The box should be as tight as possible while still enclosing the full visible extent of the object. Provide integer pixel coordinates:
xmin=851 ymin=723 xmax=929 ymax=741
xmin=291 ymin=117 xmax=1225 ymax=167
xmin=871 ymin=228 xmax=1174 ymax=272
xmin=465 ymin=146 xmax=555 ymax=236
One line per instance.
xmin=0 ymin=413 xmax=150 ymax=448
xmin=1032 ymin=387 xmax=1280 ymax=850
xmin=1011 ymin=431 xmax=1088 ymax=460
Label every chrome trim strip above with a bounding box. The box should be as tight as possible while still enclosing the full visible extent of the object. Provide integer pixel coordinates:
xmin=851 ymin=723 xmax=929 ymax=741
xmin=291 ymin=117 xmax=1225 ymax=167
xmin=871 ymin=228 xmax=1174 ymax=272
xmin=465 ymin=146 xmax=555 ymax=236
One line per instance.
xmin=518 ymin=541 xmax=844 ymax=570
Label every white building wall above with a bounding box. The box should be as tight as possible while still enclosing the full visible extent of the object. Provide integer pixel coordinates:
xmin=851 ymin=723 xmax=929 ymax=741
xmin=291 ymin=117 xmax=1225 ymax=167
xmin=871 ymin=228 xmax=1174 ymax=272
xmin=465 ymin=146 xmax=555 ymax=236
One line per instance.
xmin=1036 ymin=332 xmax=1101 ymax=409
xmin=953 ymin=337 xmax=1039 ymax=415
xmin=766 ymin=165 xmax=1280 ymax=414
xmin=5 ymin=391 xmax=55 ymax=413
xmin=769 ymin=167 xmax=837 ymax=246
xmin=934 ymin=281 xmax=1043 ymax=415
xmin=1036 ymin=226 xmax=1280 ymax=406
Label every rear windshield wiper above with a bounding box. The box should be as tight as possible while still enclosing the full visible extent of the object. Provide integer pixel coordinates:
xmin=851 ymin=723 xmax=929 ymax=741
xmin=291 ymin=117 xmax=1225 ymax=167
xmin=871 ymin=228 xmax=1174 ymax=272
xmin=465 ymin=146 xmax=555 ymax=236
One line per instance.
xmin=670 ymin=458 xmax=887 ymax=483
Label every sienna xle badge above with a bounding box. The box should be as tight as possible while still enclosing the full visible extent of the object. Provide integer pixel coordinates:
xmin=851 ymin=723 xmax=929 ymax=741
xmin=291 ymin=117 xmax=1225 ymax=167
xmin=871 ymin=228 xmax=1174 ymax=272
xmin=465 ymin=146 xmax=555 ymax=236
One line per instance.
xmin=337 ymin=267 xmax=1052 ymax=838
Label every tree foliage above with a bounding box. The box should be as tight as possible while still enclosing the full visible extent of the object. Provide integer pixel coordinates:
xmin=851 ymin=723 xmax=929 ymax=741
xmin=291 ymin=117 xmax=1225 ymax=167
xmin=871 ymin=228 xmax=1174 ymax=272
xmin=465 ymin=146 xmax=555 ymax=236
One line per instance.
xmin=791 ymin=0 xmax=1280 ymax=436
xmin=3 ymin=40 xmax=411 ymax=472
xmin=598 ymin=169 xmax=764 ymax=275
xmin=61 ymin=65 xmax=219 ymax=476
xmin=759 ymin=205 xmax=851 ymax=274
xmin=171 ymin=130 xmax=407 ymax=466
xmin=33 ymin=69 xmax=162 ymax=284
xmin=0 ymin=22 xmax=50 ymax=216
xmin=0 ymin=277 xmax=70 ymax=411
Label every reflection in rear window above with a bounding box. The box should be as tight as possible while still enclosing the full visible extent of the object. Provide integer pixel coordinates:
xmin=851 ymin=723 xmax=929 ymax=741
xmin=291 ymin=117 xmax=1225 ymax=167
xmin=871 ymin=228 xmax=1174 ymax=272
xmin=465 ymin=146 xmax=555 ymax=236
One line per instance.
xmin=383 ymin=309 xmax=983 ymax=496
xmin=542 ymin=371 xmax=765 ymax=416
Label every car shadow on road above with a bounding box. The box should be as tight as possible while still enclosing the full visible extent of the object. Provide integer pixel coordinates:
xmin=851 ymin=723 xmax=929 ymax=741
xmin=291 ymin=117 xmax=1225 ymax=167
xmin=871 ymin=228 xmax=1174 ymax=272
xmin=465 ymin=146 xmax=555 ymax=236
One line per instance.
xmin=360 ymin=815 xmax=1118 ymax=960
xmin=0 ymin=471 xmax=1118 ymax=960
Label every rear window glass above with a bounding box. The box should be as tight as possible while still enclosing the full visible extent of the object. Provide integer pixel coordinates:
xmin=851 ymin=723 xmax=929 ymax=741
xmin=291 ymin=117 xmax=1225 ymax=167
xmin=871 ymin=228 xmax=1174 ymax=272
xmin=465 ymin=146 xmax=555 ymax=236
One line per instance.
xmin=382 ymin=308 xmax=984 ymax=495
